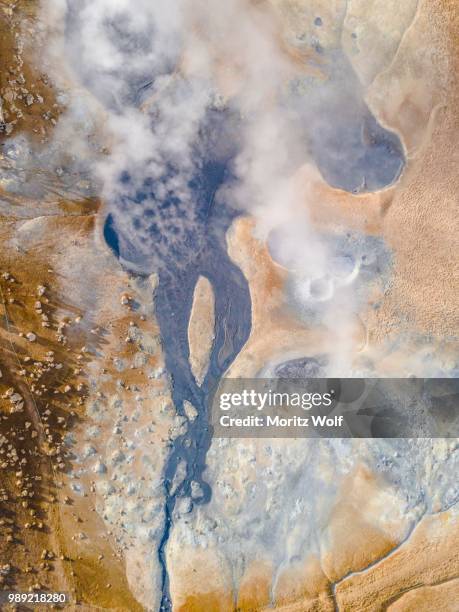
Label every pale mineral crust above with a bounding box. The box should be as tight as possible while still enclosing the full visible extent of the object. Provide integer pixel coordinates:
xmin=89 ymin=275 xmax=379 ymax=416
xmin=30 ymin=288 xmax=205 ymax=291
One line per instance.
xmin=188 ymin=276 xmax=215 ymax=385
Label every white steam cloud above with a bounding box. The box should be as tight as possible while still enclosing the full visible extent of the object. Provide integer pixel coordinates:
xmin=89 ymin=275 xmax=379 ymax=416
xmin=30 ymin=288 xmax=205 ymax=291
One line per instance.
xmin=40 ymin=0 xmax=397 ymax=374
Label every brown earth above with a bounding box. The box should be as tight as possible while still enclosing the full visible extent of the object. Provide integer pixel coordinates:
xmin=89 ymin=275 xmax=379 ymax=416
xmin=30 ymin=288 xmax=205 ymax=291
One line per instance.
xmin=0 ymin=0 xmax=62 ymax=143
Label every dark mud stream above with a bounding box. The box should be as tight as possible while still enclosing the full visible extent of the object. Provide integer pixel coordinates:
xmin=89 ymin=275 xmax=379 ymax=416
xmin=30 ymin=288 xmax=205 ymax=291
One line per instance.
xmin=104 ymin=108 xmax=252 ymax=610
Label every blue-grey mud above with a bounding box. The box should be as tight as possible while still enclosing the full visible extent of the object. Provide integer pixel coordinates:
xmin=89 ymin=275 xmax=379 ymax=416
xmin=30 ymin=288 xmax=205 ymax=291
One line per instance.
xmin=104 ymin=107 xmax=252 ymax=610
xmin=290 ymin=51 xmax=406 ymax=193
